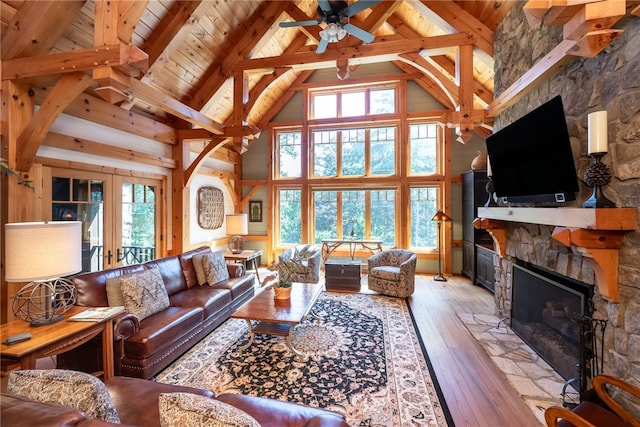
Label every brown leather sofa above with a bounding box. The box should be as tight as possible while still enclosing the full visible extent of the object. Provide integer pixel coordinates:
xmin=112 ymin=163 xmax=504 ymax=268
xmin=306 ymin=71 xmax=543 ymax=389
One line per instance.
xmin=1 ymin=375 xmax=349 ymax=427
xmin=65 ymin=246 xmax=255 ymax=379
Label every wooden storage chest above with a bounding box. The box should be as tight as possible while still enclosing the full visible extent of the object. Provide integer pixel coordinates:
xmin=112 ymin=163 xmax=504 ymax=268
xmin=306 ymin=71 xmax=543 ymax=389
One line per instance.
xmin=325 ymin=260 xmax=361 ymax=292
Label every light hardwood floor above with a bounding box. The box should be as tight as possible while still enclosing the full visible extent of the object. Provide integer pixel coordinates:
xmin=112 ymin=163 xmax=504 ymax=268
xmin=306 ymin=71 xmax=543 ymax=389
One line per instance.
xmin=408 ymin=273 xmax=542 ymax=426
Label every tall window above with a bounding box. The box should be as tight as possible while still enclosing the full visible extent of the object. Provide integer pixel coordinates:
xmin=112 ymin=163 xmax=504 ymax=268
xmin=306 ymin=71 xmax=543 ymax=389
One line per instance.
xmin=278 ymin=189 xmax=301 ymax=244
xmin=313 ymin=189 xmax=395 ymax=247
xmin=277 ymin=131 xmax=302 ymax=178
xmin=310 ymin=85 xmax=397 ymax=119
xmin=312 ymin=126 xmax=396 ymax=178
xmin=409 ymin=123 xmax=438 ymax=175
xmin=410 ymin=187 xmax=439 ymax=248
xmin=272 ymin=81 xmax=445 ymax=252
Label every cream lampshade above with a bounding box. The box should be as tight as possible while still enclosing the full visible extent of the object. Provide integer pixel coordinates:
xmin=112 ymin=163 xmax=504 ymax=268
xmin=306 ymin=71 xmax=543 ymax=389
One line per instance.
xmin=226 ymin=214 xmax=248 ymax=254
xmin=4 ymin=221 xmax=82 ymax=325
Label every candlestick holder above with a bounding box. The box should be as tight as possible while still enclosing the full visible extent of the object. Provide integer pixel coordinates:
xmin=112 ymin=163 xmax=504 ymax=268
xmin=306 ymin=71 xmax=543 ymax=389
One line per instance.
xmin=484 ymin=177 xmax=498 ymax=207
xmin=582 ymin=152 xmax=615 ymax=208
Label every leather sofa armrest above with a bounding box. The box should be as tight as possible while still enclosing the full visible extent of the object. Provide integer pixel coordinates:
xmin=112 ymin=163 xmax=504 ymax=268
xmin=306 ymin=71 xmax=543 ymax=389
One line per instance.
xmin=1 ymin=393 xmax=89 ymax=427
xmin=227 ymin=263 xmax=245 ymax=278
xmin=216 ymin=393 xmax=349 ymax=427
xmin=113 ymin=313 xmax=140 ymax=340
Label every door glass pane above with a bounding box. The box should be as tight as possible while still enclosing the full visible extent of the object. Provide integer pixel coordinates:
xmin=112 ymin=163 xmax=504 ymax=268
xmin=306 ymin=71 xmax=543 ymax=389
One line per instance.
xmin=278 ymin=189 xmax=301 ymax=245
xmin=52 ymin=177 xmax=104 ymax=272
xmin=120 ymin=183 xmax=156 ymax=266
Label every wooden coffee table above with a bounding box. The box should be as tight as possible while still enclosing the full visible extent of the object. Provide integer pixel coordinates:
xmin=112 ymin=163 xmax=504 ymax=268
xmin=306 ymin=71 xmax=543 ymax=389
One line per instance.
xmin=231 ymin=282 xmax=323 ymax=359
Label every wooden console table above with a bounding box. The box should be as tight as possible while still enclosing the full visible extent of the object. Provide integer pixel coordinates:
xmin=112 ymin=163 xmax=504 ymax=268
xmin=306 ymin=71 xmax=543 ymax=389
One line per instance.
xmin=0 ymin=306 xmax=118 ymax=379
xmin=321 ymin=239 xmax=383 ymax=262
xmin=474 ymin=207 xmax=637 ymax=302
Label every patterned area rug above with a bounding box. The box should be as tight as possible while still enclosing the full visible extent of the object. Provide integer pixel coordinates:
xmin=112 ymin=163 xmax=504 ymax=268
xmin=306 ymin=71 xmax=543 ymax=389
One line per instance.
xmin=156 ymin=292 xmax=452 ymax=426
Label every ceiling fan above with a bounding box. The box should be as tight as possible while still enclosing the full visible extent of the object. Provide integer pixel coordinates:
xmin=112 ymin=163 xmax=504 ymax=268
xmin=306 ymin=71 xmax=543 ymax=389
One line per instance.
xmin=280 ymin=0 xmax=381 ymax=54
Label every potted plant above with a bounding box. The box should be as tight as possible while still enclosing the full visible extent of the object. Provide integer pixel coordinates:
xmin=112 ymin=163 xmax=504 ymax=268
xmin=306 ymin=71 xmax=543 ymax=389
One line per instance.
xmin=262 ymin=258 xmax=299 ymax=299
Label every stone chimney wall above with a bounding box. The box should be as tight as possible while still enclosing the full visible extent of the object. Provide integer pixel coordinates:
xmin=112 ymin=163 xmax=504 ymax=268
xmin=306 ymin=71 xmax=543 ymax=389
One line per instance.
xmin=493 ymin=6 xmax=640 ymax=383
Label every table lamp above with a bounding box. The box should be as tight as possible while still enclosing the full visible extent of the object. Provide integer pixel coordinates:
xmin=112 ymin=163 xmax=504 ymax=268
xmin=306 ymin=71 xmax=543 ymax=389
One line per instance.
xmin=431 ymin=210 xmax=451 ymax=282
xmin=226 ymin=213 xmax=248 ymax=254
xmin=4 ymin=221 xmax=82 ymax=326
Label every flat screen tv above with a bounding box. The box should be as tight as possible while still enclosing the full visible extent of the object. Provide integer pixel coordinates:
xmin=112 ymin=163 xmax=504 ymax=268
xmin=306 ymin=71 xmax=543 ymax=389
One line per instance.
xmin=486 ymin=95 xmax=579 ymax=205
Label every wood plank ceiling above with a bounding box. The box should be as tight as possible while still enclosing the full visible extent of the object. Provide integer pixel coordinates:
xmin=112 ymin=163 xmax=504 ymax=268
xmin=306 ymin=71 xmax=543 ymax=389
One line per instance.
xmin=2 ymin=0 xmax=632 ymax=170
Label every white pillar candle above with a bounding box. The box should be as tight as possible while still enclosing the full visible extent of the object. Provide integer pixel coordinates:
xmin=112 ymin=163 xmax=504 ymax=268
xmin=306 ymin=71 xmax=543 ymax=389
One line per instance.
xmin=486 ymin=155 xmax=492 ymax=177
xmin=588 ymin=111 xmax=608 ymax=154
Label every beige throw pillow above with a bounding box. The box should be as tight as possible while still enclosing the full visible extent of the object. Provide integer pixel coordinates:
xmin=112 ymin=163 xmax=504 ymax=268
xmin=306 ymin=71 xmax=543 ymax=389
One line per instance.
xmin=120 ymin=268 xmax=169 ymax=321
xmin=202 ymin=251 xmax=230 ymax=286
xmin=193 ymin=254 xmax=208 ymax=286
xmin=159 ymin=393 xmax=259 ymax=427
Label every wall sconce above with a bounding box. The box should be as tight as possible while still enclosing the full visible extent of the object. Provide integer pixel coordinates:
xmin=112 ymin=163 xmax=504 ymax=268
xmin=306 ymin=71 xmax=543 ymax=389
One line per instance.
xmin=4 ymin=221 xmax=82 ymax=326
xmin=226 ymin=213 xmax=248 ymax=254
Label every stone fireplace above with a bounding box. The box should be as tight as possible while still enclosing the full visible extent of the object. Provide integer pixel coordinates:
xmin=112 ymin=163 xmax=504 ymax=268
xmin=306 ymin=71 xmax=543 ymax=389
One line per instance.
xmin=487 ymin=2 xmax=640 ymax=414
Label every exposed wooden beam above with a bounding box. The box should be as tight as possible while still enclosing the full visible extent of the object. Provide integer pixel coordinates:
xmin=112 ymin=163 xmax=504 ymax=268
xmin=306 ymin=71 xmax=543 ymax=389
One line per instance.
xmin=2 ymin=44 xmax=148 ymax=80
xmin=188 ymin=1 xmax=290 ymax=110
xmin=129 ymin=78 xmax=225 ymax=135
xmin=235 ymin=33 xmax=476 ymax=71
xmin=489 ymin=39 xmax=577 ymax=117
xmin=282 ymin=2 xmax=323 ymax=43
xmin=397 ymin=53 xmax=458 ymax=107
xmin=429 ymin=55 xmax=493 ymax=107
xmin=393 ymin=60 xmax=454 ymax=109
xmin=1 ymin=1 xmax=85 ymax=59
xmin=44 ymin=132 xmax=177 ymax=169
xmin=421 ymin=0 xmax=494 ymax=56
xmin=456 ymin=44 xmax=475 ymax=135
xmin=116 ymin=1 xmax=150 ymax=43
xmin=183 ymin=137 xmax=229 ymax=186
xmin=255 ymin=70 xmax=314 ymax=129
xmin=31 ymin=87 xmax=177 ymax=145
xmin=141 ymin=1 xmax=206 ymax=73
xmin=16 ymin=73 xmax=92 ymax=171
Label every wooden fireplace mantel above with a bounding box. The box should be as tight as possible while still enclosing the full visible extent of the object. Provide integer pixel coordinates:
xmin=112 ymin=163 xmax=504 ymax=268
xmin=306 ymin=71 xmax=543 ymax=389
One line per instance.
xmin=474 ymin=207 xmax=638 ymax=303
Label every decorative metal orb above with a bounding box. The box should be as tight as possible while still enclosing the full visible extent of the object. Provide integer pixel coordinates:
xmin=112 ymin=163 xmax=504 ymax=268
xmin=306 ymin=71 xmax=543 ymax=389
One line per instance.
xmin=12 ymin=278 xmax=77 ymax=326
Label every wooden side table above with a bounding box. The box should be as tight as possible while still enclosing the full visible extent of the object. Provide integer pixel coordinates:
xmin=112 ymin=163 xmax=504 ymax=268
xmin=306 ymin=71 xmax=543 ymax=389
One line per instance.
xmin=224 ymin=250 xmax=263 ymax=282
xmin=0 ymin=306 xmax=118 ymax=380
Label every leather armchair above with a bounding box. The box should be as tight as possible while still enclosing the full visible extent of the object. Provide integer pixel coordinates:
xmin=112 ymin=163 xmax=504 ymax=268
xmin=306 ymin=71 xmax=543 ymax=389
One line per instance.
xmin=367 ymin=249 xmax=417 ymax=298
xmin=544 ymin=375 xmax=640 ymax=427
xmin=278 ymin=244 xmax=322 ymax=283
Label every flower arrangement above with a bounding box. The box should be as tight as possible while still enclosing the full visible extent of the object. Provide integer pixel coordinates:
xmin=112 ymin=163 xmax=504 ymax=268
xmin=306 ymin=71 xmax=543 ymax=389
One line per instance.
xmin=262 ymin=258 xmax=300 ymax=288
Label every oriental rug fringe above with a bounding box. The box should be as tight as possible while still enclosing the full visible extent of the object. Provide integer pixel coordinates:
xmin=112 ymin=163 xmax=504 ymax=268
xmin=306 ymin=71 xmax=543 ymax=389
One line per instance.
xmin=156 ymin=292 xmax=452 ymax=426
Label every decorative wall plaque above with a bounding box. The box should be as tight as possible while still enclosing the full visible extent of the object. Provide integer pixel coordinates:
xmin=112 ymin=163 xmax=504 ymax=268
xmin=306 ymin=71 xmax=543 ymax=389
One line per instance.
xmin=197 ymin=187 xmax=224 ymax=229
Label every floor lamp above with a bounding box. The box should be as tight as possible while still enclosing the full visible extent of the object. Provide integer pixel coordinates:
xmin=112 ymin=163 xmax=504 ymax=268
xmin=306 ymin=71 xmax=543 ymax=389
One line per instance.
xmin=431 ymin=210 xmax=451 ymax=282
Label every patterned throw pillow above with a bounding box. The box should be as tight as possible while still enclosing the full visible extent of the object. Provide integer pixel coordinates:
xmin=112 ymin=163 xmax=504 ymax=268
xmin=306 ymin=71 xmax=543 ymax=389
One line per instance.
xmin=120 ymin=268 xmax=170 ymax=321
xmin=202 ymin=251 xmax=230 ymax=286
xmin=7 ymin=369 xmax=120 ymax=423
xmin=159 ymin=393 xmax=259 ymax=427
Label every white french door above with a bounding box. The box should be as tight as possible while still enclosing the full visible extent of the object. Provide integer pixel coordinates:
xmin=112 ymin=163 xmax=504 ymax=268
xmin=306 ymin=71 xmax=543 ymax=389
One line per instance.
xmin=45 ymin=168 xmax=163 ymax=272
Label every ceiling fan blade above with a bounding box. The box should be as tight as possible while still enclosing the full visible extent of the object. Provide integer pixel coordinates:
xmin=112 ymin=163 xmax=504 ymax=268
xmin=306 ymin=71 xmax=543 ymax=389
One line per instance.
xmin=317 ymin=0 xmax=333 ymax=14
xmin=316 ymin=38 xmax=329 ymax=54
xmin=280 ymin=20 xmax=322 ymax=28
xmin=342 ymin=23 xmax=375 ymax=43
xmin=341 ymin=0 xmax=382 ymax=18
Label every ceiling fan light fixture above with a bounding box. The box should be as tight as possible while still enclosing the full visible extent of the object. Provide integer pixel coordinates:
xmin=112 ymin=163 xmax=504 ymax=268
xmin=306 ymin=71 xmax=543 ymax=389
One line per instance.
xmin=319 ymin=23 xmax=347 ymax=43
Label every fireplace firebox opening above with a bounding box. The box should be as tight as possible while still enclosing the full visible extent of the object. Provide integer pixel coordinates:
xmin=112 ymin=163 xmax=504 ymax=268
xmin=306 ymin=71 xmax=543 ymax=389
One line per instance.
xmin=511 ymin=260 xmax=599 ymax=399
